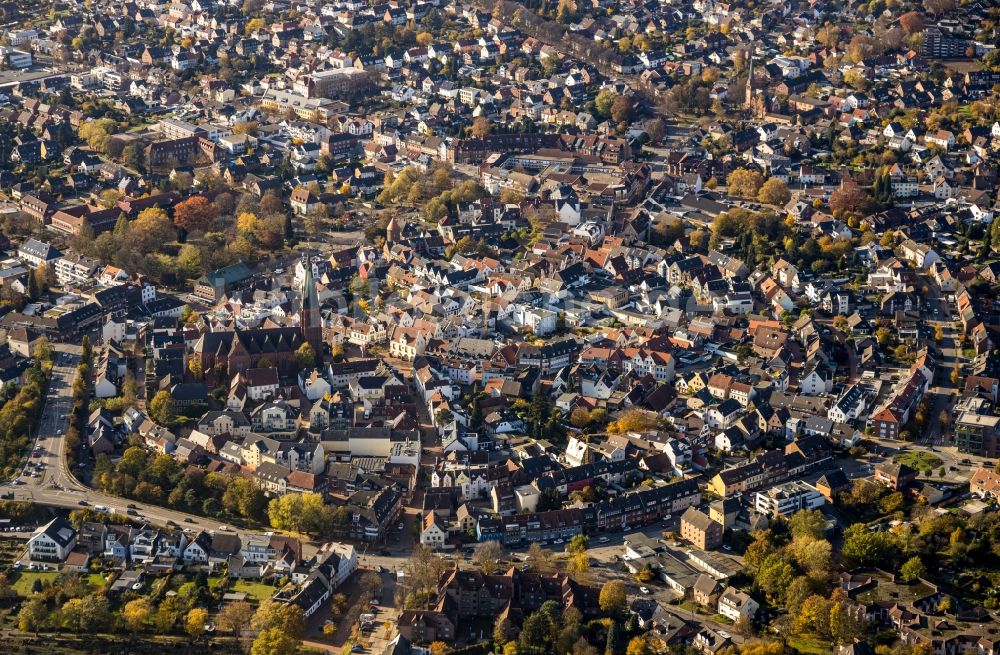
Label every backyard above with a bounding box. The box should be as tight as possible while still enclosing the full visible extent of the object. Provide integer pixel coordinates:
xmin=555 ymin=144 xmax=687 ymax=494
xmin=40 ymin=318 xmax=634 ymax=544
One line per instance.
xmin=230 ymin=579 xmax=279 ymax=603
xmin=12 ymin=571 xmax=59 ymax=596
xmin=786 ymin=634 xmax=834 ymax=655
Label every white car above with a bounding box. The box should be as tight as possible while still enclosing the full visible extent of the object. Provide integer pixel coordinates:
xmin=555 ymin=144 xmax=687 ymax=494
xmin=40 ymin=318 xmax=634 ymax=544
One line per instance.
xmin=639 ymin=587 xmax=651 ymax=595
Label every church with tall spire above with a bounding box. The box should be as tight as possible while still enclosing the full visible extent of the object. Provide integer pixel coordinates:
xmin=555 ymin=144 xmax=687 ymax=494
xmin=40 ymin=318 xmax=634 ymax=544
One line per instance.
xmin=743 ymin=47 xmax=770 ymax=118
xmin=299 ymin=255 xmax=323 ymax=354
xmin=744 ymin=50 xmax=756 ymax=111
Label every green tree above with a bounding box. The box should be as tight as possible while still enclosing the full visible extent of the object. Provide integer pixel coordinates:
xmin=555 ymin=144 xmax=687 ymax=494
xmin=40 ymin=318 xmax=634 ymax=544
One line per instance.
xmin=900 ymin=556 xmax=927 ymax=582
xmin=154 ymin=596 xmax=180 ymax=633
xmin=122 ymin=370 xmax=137 ymax=405
xmin=519 ymin=611 xmax=550 ymax=652
xmin=605 ymin=620 xmax=622 ymax=655
xmin=756 ymin=553 xmax=795 ymax=602
xmin=78 ymin=118 xmax=117 ymax=152
xmin=149 ymin=389 xmax=176 ymax=425
xmin=789 ymin=537 xmax=832 ymax=575
xmin=789 ymin=509 xmax=827 ymax=540
xmin=60 ymin=595 xmax=110 ymax=632
xmin=293 ymin=342 xmax=316 ymax=370
xmin=267 ymin=493 xmax=331 ymax=536
xmin=177 ymin=244 xmax=204 ymax=277
xmin=595 ymin=89 xmax=617 ymax=118
xmin=18 ymin=596 xmax=48 ymax=634
xmin=842 ymin=523 xmax=897 ymax=566
xmin=27 ymin=267 xmax=40 ymax=300
xmin=34 ymin=336 xmax=53 ymax=363
xmin=567 ymin=534 xmax=590 ymax=554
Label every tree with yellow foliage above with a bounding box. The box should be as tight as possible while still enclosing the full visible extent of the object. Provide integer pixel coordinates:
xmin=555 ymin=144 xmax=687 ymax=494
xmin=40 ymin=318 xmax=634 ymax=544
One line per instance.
xmin=245 ymin=17 xmax=265 ymax=35
xmin=123 ymin=598 xmax=151 ymax=633
xmin=626 ymin=637 xmax=650 ymax=655
xmin=237 ymin=211 xmax=260 ymax=235
xmin=186 ymin=608 xmax=208 ymax=640
xmin=607 ymin=409 xmax=659 ymax=434
xmin=566 ymin=551 xmax=590 ymax=580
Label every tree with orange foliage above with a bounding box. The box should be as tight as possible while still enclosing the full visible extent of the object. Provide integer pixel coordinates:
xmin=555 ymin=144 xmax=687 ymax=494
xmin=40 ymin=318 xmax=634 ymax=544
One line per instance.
xmin=172 ymin=196 xmax=218 ymax=232
xmin=829 ymin=179 xmax=867 ymax=216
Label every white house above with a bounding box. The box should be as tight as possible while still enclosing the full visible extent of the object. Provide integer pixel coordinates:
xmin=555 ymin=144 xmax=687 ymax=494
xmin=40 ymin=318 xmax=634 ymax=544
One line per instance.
xmin=706 ymin=399 xmax=743 ymax=430
xmin=420 ymin=511 xmax=448 ymax=549
xmin=718 ymin=587 xmax=759 ymax=622
xmin=183 ymin=532 xmax=212 ymax=564
xmin=18 ymin=238 xmax=62 ymax=267
xmin=28 ymin=517 xmax=77 ymax=562
xmin=798 ymin=362 xmax=833 ymax=395
xmin=925 ymin=130 xmax=955 ymax=150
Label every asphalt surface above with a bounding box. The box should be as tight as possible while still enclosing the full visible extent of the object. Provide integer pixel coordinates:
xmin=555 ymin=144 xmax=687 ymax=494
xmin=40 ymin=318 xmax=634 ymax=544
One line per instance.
xmin=1 ymin=346 xmax=292 ymax=551
xmin=12 ymin=347 xmax=81 ymax=492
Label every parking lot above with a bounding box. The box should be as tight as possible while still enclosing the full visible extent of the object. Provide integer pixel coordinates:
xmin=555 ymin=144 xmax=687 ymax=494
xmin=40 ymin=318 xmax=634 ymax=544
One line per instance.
xmin=355 ymin=603 xmax=400 ymax=655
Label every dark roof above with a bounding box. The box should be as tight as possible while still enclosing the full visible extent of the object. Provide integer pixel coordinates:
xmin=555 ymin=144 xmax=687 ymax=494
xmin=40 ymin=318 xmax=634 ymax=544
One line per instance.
xmin=19 ymin=238 xmax=61 ymax=260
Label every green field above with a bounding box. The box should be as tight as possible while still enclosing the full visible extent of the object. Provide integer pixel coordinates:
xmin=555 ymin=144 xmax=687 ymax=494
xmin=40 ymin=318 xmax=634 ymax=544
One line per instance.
xmin=231 ymin=580 xmax=277 ymax=602
xmin=787 ymin=635 xmax=834 ymax=655
xmin=87 ymin=573 xmax=108 ymax=590
xmin=894 ymin=450 xmax=943 ymax=474
xmin=12 ymin=571 xmax=59 ymax=596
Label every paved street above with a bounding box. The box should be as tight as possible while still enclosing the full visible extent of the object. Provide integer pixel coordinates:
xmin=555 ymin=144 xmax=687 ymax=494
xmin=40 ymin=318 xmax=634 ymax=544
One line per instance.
xmin=1 ymin=344 xmax=302 ymax=553
xmin=12 ymin=347 xmax=81 ymax=492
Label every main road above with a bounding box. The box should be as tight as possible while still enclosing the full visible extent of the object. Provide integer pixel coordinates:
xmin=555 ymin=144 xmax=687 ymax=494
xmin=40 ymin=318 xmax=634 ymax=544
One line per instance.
xmin=1 ymin=345 xmax=301 ymax=551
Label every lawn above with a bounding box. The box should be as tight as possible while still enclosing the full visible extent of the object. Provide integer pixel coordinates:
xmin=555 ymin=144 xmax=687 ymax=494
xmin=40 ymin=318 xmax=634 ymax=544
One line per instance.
xmin=787 ymin=635 xmax=834 ymax=655
xmin=232 ymin=580 xmax=278 ymax=602
xmin=12 ymin=571 xmax=58 ymax=596
xmin=894 ymin=450 xmax=943 ymax=474
xmin=87 ymin=573 xmax=108 ymax=591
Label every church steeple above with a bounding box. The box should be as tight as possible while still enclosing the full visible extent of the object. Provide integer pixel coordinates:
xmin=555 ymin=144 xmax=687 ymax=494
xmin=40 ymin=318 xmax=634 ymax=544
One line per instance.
xmin=744 ymin=48 xmax=756 ymax=111
xmin=299 ymin=254 xmax=322 ymax=354
xmin=386 ymin=215 xmax=402 ymax=245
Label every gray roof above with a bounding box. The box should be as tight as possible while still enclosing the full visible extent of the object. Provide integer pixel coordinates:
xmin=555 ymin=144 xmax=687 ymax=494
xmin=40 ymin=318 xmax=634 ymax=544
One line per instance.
xmin=19 ymin=238 xmax=62 ymax=261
